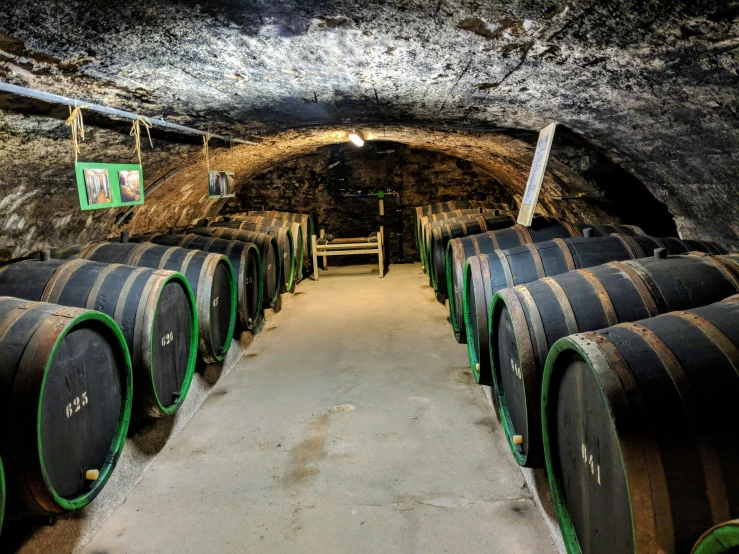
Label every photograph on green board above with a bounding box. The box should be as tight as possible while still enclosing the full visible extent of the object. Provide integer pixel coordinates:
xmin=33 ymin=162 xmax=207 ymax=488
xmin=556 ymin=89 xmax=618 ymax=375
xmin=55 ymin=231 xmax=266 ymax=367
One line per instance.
xmin=75 ymin=162 xmax=144 ymax=210
xmin=118 ymin=169 xmax=142 ymax=202
xmin=83 ymin=168 xmax=113 ymax=205
xmin=208 ymin=170 xmax=235 ymax=198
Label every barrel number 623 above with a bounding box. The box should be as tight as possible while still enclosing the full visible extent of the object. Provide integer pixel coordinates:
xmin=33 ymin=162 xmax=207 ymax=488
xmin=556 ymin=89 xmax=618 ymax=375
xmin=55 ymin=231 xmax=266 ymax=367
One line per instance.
xmin=65 ymin=392 xmax=89 ymax=418
xmin=161 ymin=331 xmax=174 ymax=346
xmin=581 ymin=443 xmax=601 ymax=485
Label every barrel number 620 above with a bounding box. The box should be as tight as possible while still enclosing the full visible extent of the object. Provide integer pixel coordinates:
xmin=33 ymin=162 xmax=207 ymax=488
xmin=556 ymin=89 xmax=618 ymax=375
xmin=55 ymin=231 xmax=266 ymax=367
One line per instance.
xmin=510 ymin=357 xmax=523 ymax=380
xmin=161 ymin=331 xmax=175 ymax=346
xmin=581 ymin=443 xmax=601 ymax=485
xmin=65 ymin=392 xmax=89 ymax=418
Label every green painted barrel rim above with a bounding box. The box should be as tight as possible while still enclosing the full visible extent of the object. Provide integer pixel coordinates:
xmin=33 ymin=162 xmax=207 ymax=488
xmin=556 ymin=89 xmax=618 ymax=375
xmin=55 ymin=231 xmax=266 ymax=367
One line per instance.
xmin=305 ymin=217 xmax=314 ymax=256
xmin=36 ymin=310 xmax=133 ymax=511
xmin=541 ymin=336 xmax=635 ymax=554
xmin=267 ymin=235 xmax=282 ymax=307
xmin=692 ymin=520 xmax=739 ymax=554
xmin=429 ymin=228 xmax=439 ymax=290
xmin=152 ymin=272 xmax=199 ymax=415
xmin=294 ymin=226 xmax=305 ymax=277
xmin=211 ymin=256 xmax=238 ymax=362
xmin=488 ymin=291 xmax=530 ymax=466
xmin=446 ymin=242 xmax=464 ymax=341
xmin=462 ymin=259 xmax=481 ymax=381
xmin=243 ymin=242 xmax=263 ymax=330
xmin=282 ymin=228 xmax=295 ymax=292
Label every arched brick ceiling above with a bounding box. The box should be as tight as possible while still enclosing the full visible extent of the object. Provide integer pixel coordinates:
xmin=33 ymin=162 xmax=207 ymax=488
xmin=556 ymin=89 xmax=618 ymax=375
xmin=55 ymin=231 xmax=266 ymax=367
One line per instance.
xmin=0 ymin=0 xmax=737 ymax=254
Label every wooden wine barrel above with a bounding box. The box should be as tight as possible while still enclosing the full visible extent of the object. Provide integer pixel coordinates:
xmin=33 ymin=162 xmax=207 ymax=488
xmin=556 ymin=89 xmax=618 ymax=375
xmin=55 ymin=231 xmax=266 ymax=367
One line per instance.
xmin=413 ymin=201 xmax=510 ymax=259
xmin=419 ymin=209 xmax=484 ymax=272
xmin=210 ymin=222 xmax=296 ymax=294
xmin=227 ymin=214 xmax=309 ymax=282
xmin=428 ymin=213 xmax=516 ymax=297
xmin=131 ymin=233 xmax=263 ymax=331
xmin=0 ymin=297 xmax=133 ymax=516
xmin=0 ymin=259 xmax=197 ymax=418
xmin=692 ymin=520 xmax=739 ymax=554
xmin=187 ymin=227 xmax=280 ymax=309
xmin=247 ymin=211 xmax=315 ymax=270
xmin=541 ymin=294 xmax=739 ymax=554
xmin=460 ymin=220 xmax=646 ymax=376
xmin=459 ymin=233 xmax=725 ymax=365
xmin=492 ymin=252 xmax=739 ymax=469
xmin=218 ymin=220 xmax=304 ymax=290
xmin=53 ymin=242 xmax=236 ymax=364
xmin=420 ymin=212 xmax=500 ymax=285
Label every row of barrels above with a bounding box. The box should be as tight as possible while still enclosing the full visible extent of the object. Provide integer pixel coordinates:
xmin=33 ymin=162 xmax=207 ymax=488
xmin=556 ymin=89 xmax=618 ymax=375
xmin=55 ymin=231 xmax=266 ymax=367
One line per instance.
xmin=0 ymin=208 xmax=311 ymax=533
xmin=415 ymin=200 xmax=739 ymax=553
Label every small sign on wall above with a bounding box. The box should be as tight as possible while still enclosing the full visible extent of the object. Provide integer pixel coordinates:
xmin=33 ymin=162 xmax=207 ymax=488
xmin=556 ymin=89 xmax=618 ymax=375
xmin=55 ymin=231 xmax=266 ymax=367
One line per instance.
xmin=517 ymin=122 xmax=557 ymax=226
xmin=75 ymin=162 xmax=144 ymax=210
xmin=208 ymin=170 xmax=235 ymax=198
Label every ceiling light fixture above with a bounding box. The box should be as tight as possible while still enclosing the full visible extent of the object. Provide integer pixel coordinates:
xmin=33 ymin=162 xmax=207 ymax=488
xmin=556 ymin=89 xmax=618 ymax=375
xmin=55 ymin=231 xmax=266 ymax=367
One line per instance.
xmin=348 ymin=132 xmax=364 ymax=147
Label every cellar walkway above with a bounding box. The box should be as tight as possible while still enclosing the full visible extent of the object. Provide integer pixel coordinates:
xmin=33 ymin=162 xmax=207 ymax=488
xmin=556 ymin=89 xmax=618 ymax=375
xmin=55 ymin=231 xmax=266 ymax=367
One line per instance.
xmin=84 ymin=263 xmax=556 ymax=554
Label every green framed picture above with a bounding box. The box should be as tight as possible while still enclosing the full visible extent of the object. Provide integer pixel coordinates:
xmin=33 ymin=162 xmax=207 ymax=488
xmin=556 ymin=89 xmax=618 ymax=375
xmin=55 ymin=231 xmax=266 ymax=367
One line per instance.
xmin=75 ymin=162 xmax=144 ymax=210
xmin=207 ymin=170 xmax=235 ymax=199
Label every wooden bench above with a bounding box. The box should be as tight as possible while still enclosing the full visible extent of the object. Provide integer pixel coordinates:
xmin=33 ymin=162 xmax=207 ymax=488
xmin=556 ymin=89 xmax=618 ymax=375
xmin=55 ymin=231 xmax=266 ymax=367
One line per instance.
xmin=311 ymin=230 xmax=384 ymax=280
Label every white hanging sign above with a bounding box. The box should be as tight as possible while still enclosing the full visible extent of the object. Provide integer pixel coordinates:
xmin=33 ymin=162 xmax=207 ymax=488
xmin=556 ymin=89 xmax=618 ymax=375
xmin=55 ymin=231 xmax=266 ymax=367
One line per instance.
xmin=517 ymin=122 xmax=557 ymax=226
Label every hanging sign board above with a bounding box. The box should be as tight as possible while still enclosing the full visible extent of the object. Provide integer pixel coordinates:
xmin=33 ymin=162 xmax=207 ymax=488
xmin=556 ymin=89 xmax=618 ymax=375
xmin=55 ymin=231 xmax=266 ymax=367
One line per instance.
xmin=208 ymin=170 xmax=236 ymax=199
xmin=517 ymin=122 xmax=557 ymax=226
xmin=75 ymin=162 xmax=144 ymax=211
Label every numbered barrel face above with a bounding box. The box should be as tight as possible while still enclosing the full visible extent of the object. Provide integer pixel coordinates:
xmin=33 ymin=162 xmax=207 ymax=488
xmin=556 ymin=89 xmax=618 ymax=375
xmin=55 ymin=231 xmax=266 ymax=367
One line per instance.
xmin=151 ymin=280 xmax=194 ymax=408
xmin=245 ymin=248 xmax=261 ymax=322
xmin=494 ymin=307 xmax=530 ymax=458
xmin=547 ymin=351 xmax=633 ymax=554
xmin=209 ymin=260 xmax=234 ymax=354
xmin=39 ymin=321 xmax=127 ymax=500
xmin=265 ymin=241 xmax=278 ymax=302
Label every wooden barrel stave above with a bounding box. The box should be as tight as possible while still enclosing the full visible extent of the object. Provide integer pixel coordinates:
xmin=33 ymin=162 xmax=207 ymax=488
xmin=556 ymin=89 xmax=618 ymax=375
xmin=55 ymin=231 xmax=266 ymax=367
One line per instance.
xmin=460 ymin=219 xmax=599 ymax=382
xmin=212 ymin=222 xmax=296 ymax=293
xmin=55 ymin=242 xmax=236 ymax=364
xmin=188 ymin=227 xmax=280 ymax=309
xmin=462 ymin=234 xmax=726 ymax=385
xmin=243 ymin=211 xmax=313 ymax=272
xmin=493 ymin=254 xmax=739 ymax=469
xmin=133 ymin=233 xmax=263 ymax=331
xmin=542 ymin=296 xmax=739 ymax=554
xmin=0 ymin=259 xmax=197 ymax=418
xmin=0 ymin=297 xmax=132 ymax=517
xmin=430 ymin=214 xmax=516 ymax=297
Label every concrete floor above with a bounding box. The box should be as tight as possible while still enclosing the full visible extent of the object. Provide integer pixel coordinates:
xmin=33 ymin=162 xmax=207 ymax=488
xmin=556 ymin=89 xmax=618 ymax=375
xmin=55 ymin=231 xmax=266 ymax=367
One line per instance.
xmin=84 ymin=264 xmax=556 ymax=554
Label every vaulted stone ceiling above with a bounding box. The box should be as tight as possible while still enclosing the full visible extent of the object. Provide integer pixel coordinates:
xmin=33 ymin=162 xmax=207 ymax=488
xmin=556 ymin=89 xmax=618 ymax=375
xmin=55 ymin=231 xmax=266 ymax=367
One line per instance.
xmin=0 ymin=0 xmax=738 ymax=256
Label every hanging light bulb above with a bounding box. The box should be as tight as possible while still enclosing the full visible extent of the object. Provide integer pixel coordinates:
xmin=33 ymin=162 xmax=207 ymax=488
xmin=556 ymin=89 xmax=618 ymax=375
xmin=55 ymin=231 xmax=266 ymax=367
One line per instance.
xmin=348 ymin=132 xmax=364 ymax=147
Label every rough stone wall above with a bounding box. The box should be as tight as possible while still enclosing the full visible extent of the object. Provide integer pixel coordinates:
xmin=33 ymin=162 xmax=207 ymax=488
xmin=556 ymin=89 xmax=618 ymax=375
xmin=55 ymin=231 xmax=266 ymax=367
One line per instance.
xmin=223 ymin=142 xmax=517 ymax=262
xmin=1 ymin=0 xmax=737 ymax=250
xmin=0 ymin=122 xmax=631 ymax=263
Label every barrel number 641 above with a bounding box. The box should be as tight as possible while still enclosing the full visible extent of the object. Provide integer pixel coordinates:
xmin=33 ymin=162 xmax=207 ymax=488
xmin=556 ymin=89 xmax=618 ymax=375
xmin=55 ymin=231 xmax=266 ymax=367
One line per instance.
xmin=581 ymin=443 xmax=601 ymax=485
xmin=65 ymin=392 xmax=89 ymax=418
xmin=510 ymin=357 xmax=523 ymax=380
xmin=161 ymin=331 xmax=174 ymax=346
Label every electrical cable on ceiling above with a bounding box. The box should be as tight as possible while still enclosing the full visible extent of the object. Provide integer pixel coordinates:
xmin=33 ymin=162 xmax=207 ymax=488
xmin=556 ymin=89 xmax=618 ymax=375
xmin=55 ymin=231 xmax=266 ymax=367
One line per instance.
xmin=0 ymin=81 xmax=257 ymax=145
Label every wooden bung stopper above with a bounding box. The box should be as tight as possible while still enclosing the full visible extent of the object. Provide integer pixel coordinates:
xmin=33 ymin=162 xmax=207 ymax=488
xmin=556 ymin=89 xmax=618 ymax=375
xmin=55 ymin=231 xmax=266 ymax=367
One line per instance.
xmin=86 ymin=469 xmax=100 ymax=481
xmin=513 ymin=435 xmax=524 ymax=445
